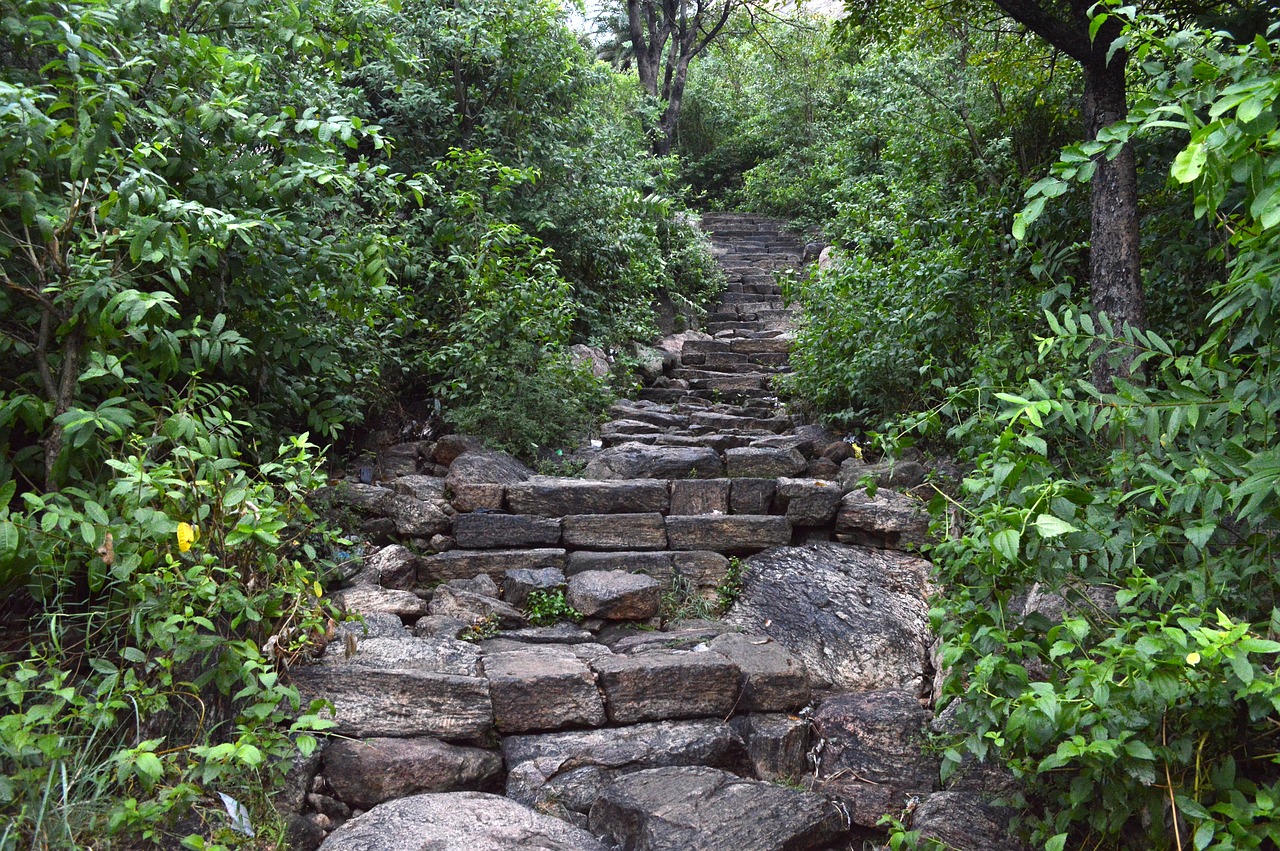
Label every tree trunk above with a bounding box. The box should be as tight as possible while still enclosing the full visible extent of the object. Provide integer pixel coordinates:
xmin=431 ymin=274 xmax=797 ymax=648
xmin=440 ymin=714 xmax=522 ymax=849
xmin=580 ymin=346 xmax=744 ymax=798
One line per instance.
xmin=1083 ymin=52 xmax=1144 ymax=388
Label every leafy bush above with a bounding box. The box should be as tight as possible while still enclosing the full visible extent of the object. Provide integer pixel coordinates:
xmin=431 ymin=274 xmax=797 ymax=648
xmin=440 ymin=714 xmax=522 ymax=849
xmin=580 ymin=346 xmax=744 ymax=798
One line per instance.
xmin=886 ymin=14 xmax=1280 ymax=848
xmin=0 ymin=397 xmax=341 ymax=847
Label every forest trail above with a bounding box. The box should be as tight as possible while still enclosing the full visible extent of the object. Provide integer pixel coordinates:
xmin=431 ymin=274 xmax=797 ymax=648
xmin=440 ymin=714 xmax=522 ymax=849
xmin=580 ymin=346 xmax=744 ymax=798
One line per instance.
xmin=288 ymin=214 xmax=960 ymax=851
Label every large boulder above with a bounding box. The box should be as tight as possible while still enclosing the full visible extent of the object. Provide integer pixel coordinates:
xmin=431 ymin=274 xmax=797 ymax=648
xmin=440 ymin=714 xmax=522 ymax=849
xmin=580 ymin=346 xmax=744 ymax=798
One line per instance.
xmin=318 ymin=792 xmax=608 ymax=851
xmin=588 ymin=766 xmax=848 ymax=851
xmin=445 ymin=449 xmax=534 ymax=512
xmin=725 ymin=543 xmax=932 ymax=693
xmin=322 ymin=737 xmax=502 ymax=810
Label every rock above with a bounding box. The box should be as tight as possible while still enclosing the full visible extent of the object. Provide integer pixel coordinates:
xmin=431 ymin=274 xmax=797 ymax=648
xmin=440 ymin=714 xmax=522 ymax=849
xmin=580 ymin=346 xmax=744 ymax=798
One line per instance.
xmin=286 ymin=813 xmax=327 ymax=851
xmin=483 ymin=647 xmax=607 ymax=733
xmin=839 ymin=458 xmax=928 ymax=492
xmin=385 ymin=495 xmax=451 ymax=538
xmin=411 ymin=615 xmax=470 ymax=639
xmin=376 ymin=442 xmax=429 ymax=479
xmin=571 ymin=343 xmax=611 ymax=379
xmin=393 ymin=474 xmax=447 ymax=502
xmin=333 ymin=586 xmax=428 ymax=620
xmin=562 ymin=513 xmax=668 ymax=551
xmin=419 ymin=548 xmax=567 ymax=584
xmin=447 ymin=449 xmax=533 ymax=484
xmin=486 ymin=623 xmax=597 ymax=646
xmin=656 ymin=329 xmax=712 ymax=358
xmin=912 ymin=791 xmax=1028 ymax=851
xmin=337 ymin=612 xmax=409 ymax=640
xmin=317 ymin=792 xmax=608 ymax=851
xmin=725 ymin=446 xmax=808 ymax=478
xmin=708 ymin=633 xmax=810 ymax=712
xmin=291 ymin=666 xmax=492 ymax=741
xmin=449 ymin=483 xmax=506 ymax=512
xmin=320 ymin=635 xmax=481 ymax=676
xmin=729 ymin=478 xmax=777 ymax=515
xmin=445 ymin=573 xmax=500 ymax=597
xmin=588 ymin=766 xmax=847 ymax=851
xmin=323 ymin=737 xmax=503 ymax=810
xmin=666 ymin=515 xmax=792 ymax=554
xmin=347 ymin=544 xmax=419 ymax=589
xmin=452 ymin=513 xmax=562 ymax=549
xmin=429 ymin=586 xmax=525 ymax=629
xmin=670 ymin=479 xmax=731 ymax=515
xmin=690 ymin=411 xmax=791 ymax=434
xmin=501 ymin=567 xmax=567 ymax=609
xmin=429 ymin=533 xmax=454 ymax=553
xmin=812 ymin=689 xmax=937 ymax=792
xmin=807 ymin=457 xmax=841 ymax=479
xmin=834 ymin=487 xmax=930 ymax=549
xmin=672 ymin=551 xmax=732 ymax=590
xmin=317 ymin=482 xmax=394 ymax=516
xmin=507 ymin=477 xmax=671 ymax=516
xmin=631 ymin=343 xmax=669 ymax=384
xmin=567 ymin=570 xmax=662 ymax=620
xmin=609 ymin=403 xmax=688 ymax=429
xmin=731 ymin=714 xmax=809 ymax=781
xmin=433 ymin=435 xmax=485 ymax=467
xmin=565 ymin=551 xmax=675 ymax=583
xmin=591 ymin=649 xmax=740 ymax=724
xmin=820 ymin=440 xmax=852 ymax=465
xmin=725 ymin=543 xmax=932 ymax=692
xmin=503 ymin=720 xmax=748 ymax=816
xmin=585 ymin=443 xmax=724 ymax=480
xmin=774 ymin=478 xmax=842 ymax=526
xmin=279 ymin=736 xmax=328 ymax=815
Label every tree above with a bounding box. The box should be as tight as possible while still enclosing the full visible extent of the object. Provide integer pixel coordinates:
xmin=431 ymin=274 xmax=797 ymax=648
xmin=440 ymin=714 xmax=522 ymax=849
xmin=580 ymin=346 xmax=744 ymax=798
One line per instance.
xmin=622 ymin=0 xmax=741 ymax=154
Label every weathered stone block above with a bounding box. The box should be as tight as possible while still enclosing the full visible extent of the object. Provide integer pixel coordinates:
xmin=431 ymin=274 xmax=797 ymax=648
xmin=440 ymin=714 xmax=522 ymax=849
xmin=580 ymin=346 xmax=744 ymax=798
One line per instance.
xmin=452 ymin=513 xmax=561 ymax=549
xmin=323 ymin=738 xmax=502 ymax=810
xmin=418 ymin=549 xmax=567 ymax=584
xmin=507 ymin=476 xmax=670 ymax=516
xmin=834 ymin=487 xmax=930 ymax=549
xmin=483 ymin=647 xmax=607 ymax=733
xmin=709 ymin=633 xmax=810 ymax=712
xmin=565 ymin=551 xmax=675 ymax=582
xmin=561 ymin=513 xmax=668 ymax=551
xmin=292 ymin=667 xmax=492 ymax=741
xmin=725 ymin=446 xmax=808 ymax=478
xmin=774 ymin=478 xmax=842 ymax=526
xmin=729 ymin=478 xmax=776 ymax=514
xmin=567 ymin=570 xmax=662 ymax=621
xmin=666 ymin=515 xmax=792 ymax=554
xmin=670 ymin=479 xmax=731 ymax=515
xmin=591 ymin=650 xmax=740 ymax=724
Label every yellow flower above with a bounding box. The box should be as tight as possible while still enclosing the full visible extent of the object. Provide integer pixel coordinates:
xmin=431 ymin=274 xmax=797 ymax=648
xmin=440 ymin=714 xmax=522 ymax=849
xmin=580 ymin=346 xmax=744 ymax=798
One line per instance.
xmin=1186 ymin=652 xmax=1201 ymax=666
xmin=177 ymin=522 xmax=199 ymax=553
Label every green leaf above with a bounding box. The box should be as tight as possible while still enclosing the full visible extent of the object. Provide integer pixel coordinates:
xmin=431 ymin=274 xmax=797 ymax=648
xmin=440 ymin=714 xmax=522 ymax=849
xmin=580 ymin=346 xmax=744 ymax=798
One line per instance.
xmin=1034 ymin=514 xmax=1080 ymax=538
xmin=992 ymin=528 xmax=1021 ymax=562
xmin=1172 ymin=141 xmax=1207 ymax=183
xmin=1045 ymin=833 xmax=1067 ymax=851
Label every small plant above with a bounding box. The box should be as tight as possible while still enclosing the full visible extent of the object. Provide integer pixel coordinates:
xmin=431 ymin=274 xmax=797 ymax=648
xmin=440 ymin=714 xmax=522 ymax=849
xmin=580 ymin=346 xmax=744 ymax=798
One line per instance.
xmin=715 ymin=557 xmax=747 ymax=614
xmin=660 ymin=573 xmax=716 ymax=623
xmin=524 ymin=590 xmax=583 ymax=627
xmin=459 ymin=614 xmax=502 ymax=642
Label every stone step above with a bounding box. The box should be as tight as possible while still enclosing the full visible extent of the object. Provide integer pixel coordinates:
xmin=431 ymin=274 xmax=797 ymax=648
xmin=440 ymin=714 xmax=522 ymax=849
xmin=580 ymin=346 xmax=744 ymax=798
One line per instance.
xmin=706 ymin=320 xmax=768 ymax=335
xmin=507 ymin=477 xmax=671 ymax=516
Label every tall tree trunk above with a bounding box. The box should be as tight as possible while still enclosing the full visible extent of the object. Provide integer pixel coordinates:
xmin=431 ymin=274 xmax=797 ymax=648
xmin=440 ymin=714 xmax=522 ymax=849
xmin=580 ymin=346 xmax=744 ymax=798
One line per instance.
xmin=1083 ymin=51 xmax=1144 ymax=387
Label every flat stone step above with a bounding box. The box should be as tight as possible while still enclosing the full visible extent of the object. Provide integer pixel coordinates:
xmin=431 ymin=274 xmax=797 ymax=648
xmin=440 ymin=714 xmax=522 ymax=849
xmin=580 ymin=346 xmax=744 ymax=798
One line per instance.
xmin=690 ymin=411 xmax=791 ymax=433
xmin=666 ymin=515 xmax=793 ymax=553
xmin=507 ymin=477 xmax=671 ymax=516
xmin=419 ymin=548 xmax=568 ymax=584
xmin=585 ymin=443 xmax=725 ymax=480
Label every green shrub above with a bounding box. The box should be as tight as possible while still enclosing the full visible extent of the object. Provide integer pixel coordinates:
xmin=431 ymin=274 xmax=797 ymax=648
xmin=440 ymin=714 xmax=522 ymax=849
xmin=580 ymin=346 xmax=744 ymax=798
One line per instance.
xmin=0 ymin=397 xmax=341 ymax=848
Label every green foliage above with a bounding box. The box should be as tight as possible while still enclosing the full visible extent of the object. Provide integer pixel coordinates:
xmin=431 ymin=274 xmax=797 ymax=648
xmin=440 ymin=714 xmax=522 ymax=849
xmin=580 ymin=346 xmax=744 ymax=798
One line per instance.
xmin=524 ymin=589 xmax=583 ymax=627
xmin=659 ymin=573 xmax=716 ymax=623
xmin=715 ymin=557 xmax=747 ymax=615
xmin=885 ymin=15 xmax=1280 ymax=848
xmin=0 ymin=403 xmax=340 ymax=847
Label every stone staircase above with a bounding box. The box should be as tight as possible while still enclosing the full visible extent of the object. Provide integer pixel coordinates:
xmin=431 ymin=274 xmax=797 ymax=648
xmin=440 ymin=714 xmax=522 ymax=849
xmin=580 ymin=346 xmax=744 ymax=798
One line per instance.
xmin=285 ymin=214 xmax=1012 ymax=851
